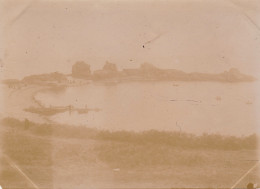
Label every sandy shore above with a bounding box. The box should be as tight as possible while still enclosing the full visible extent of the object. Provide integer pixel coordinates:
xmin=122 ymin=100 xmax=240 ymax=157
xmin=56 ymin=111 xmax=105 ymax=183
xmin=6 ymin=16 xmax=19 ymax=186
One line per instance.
xmin=1 ymin=84 xmax=52 ymax=123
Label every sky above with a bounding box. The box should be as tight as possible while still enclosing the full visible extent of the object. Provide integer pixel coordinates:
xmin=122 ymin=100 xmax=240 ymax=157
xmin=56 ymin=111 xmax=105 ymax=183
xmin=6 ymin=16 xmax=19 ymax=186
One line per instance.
xmin=0 ymin=0 xmax=260 ymax=79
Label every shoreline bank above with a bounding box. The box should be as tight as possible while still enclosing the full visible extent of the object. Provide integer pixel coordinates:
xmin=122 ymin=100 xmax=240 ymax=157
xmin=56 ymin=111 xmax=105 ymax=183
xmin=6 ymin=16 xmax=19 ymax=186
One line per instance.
xmin=2 ymin=84 xmax=54 ymax=123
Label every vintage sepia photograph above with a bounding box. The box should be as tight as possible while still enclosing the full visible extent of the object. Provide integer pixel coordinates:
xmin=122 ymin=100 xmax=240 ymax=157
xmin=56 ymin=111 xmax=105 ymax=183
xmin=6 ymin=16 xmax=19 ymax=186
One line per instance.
xmin=0 ymin=0 xmax=260 ymax=188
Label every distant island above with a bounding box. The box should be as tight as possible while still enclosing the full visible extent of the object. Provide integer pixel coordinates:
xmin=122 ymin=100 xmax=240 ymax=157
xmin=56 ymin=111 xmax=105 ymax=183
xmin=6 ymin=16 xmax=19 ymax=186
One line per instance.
xmin=2 ymin=61 xmax=256 ymax=87
xmin=88 ymin=61 xmax=256 ymax=83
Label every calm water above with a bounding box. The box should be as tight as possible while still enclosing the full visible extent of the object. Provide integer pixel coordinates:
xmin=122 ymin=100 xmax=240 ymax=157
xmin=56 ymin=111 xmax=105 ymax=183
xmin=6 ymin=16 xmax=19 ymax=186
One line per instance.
xmin=35 ymin=81 xmax=260 ymax=136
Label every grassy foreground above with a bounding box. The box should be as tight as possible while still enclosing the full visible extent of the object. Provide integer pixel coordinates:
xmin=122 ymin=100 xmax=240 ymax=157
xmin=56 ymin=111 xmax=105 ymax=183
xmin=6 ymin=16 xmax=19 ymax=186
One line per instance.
xmin=0 ymin=117 xmax=259 ymax=188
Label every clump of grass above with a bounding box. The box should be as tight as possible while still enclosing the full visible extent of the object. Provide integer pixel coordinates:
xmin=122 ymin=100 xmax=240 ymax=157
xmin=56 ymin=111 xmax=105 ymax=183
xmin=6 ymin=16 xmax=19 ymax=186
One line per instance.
xmin=1 ymin=117 xmax=97 ymax=139
xmin=1 ymin=117 xmax=258 ymax=151
xmin=94 ymin=142 xmax=208 ymax=168
xmin=96 ymin=130 xmax=258 ymax=150
xmin=3 ymin=131 xmax=52 ymax=166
